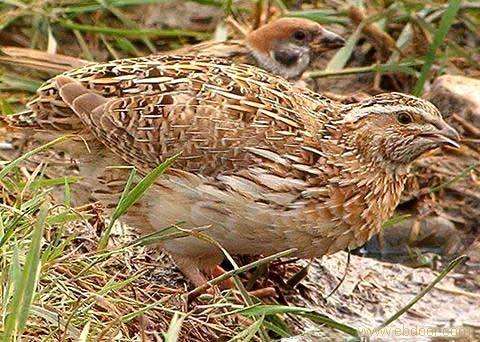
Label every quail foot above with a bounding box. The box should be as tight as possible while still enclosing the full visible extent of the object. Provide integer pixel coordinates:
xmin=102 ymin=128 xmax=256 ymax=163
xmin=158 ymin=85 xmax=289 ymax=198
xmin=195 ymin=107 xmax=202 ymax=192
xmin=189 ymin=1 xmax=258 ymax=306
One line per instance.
xmin=2 ymin=55 xmax=459 ymax=288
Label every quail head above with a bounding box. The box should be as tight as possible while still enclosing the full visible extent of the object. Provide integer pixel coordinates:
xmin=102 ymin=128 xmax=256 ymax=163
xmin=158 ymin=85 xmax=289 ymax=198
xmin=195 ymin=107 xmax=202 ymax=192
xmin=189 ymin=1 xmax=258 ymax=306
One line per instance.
xmin=2 ymin=55 xmax=459 ymax=287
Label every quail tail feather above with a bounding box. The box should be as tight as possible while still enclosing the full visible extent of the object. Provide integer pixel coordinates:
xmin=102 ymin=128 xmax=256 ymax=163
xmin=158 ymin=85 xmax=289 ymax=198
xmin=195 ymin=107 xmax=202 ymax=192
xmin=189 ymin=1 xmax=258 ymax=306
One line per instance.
xmin=0 ymin=109 xmax=38 ymax=129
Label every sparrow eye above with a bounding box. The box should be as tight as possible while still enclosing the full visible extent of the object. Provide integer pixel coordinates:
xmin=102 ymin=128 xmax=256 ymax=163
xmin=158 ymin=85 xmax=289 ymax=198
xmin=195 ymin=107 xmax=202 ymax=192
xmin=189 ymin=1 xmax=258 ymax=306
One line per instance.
xmin=397 ymin=112 xmax=413 ymax=125
xmin=292 ymin=30 xmax=307 ymax=41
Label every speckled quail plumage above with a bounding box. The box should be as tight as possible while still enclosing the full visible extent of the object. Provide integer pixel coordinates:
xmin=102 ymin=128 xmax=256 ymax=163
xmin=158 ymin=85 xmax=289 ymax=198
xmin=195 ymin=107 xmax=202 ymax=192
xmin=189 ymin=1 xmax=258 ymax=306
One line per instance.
xmin=2 ymin=55 xmax=459 ymax=286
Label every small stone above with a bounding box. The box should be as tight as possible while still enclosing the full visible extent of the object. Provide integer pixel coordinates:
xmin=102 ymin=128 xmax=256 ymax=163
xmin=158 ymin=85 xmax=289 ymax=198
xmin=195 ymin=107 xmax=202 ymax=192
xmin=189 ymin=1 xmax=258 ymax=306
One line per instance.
xmin=363 ymin=216 xmax=465 ymax=260
xmin=428 ymin=75 xmax=480 ymax=130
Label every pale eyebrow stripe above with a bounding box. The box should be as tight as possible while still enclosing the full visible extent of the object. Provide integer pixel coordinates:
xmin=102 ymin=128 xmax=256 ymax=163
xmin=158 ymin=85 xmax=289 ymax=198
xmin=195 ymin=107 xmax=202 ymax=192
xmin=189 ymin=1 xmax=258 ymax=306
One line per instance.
xmin=342 ymin=104 xmax=424 ymax=122
xmin=355 ymin=105 xmax=419 ymax=116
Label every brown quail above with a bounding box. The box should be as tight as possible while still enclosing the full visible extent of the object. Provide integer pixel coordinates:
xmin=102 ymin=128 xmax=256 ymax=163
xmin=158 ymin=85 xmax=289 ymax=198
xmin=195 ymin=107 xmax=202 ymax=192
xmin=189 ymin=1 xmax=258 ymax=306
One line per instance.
xmin=2 ymin=55 xmax=459 ymax=287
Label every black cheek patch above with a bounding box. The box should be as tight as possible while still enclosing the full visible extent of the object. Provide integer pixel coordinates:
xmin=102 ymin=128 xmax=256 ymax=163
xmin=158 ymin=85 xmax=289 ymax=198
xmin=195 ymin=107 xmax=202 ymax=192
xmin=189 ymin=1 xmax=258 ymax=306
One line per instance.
xmin=273 ymin=49 xmax=301 ymax=67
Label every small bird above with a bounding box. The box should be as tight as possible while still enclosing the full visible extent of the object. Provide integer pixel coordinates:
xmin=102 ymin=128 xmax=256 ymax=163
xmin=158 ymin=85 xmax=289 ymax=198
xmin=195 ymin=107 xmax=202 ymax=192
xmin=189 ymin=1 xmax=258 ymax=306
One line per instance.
xmin=0 ymin=17 xmax=344 ymax=80
xmin=2 ymin=55 xmax=460 ymax=287
xmin=179 ymin=17 xmax=345 ymax=80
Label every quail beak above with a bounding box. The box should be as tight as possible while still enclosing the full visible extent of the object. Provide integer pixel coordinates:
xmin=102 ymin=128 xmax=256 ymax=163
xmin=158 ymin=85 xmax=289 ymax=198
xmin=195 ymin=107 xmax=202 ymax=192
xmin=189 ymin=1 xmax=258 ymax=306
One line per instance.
xmin=311 ymin=29 xmax=345 ymax=53
xmin=423 ymin=123 xmax=461 ymax=149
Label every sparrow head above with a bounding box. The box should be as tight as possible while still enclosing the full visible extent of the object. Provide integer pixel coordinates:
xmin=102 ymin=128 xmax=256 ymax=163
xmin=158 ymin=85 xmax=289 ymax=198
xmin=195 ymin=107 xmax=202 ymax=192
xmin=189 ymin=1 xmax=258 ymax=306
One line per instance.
xmin=246 ymin=17 xmax=345 ymax=79
xmin=341 ymin=93 xmax=460 ymax=167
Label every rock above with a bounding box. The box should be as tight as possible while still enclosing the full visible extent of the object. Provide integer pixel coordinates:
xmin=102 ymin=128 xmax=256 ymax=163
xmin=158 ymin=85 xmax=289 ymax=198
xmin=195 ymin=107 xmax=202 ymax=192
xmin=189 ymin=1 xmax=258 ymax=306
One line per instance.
xmin=427 ymin=75 xmax=480 ymax=135
xmin=465 ymin=237 xmax=480 ymax=263
xmin=362 ymin=216 xmax=466 ymax=264
xmin=283 ymin=252 xmax=480 ymax=341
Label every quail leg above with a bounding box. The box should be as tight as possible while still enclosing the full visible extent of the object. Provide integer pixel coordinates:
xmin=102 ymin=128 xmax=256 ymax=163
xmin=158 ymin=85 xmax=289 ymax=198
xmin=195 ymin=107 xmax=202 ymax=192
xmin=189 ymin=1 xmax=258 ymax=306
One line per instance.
xmin=207 ymin=265 xmax=235 ymax=289
xmin=174 ymin=255 xmax=276 ymax=298
xmin=207 ymin=265 xmax=277 ymax=298
xmin=171 ymin=254 xmax=210 ymax=288
xmin=173 ymin=256 xmax=237 ymax=290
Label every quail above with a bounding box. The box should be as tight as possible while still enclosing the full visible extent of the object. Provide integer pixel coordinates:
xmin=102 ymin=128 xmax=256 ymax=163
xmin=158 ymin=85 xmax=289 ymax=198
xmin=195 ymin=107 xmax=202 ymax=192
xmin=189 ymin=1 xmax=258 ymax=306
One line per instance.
xmin=2 ymin=55 xmax=459 ymax=287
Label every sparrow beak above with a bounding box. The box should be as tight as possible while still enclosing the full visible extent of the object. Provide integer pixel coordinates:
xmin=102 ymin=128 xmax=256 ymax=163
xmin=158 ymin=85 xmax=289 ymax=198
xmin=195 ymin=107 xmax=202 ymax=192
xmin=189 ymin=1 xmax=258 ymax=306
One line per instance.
xmin=311 ymin=29 xmax=345 ymax=52
xmin=423 ymin=122 xmax=461 ymax=148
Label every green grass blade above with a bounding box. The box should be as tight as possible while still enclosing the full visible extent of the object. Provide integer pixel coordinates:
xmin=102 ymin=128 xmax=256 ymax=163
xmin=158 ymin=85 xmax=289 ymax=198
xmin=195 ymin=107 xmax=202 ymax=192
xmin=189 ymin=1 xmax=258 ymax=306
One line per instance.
xmin=382 ymin=214 xmax=411 ymax=229
xmin=73 ymin=29 xmax=95 ymax=61
xmin=63 ymin=176 xmax=72 ymax=207
xmin=325 ymin=25 xmax=363 ymax=71
xmin=110 ymin=155 xmax=178 ymax=222
xmin=428 ymin=162 xmax=479 ymax=194
xmin=229 ymin=315 xmax=264 ymax=341
xmin=3 ymin=203 xmax=47 ymax=339
xmin=286 ymin=10 xmax=348 ymax=24
xmin=98 ymin=154 xmax=178 ymax=249
xmin=261 ymin=318 xmax=291 ymax=338
xmin=58 ymin=20 xmax=210 ymax=39
xmin=0 ymin=210 xmax=36 ymax=250
xmin=2 ymin=244 xmax=19 ymax=339
xmin=103 ymin=3 xmax=157 ymax=53
xmin=0 ymin=99 xmax=14 ymax=115
xmin=98 ymin=167 xmax=136 ymax=250
xmin=307 ymin=60 xmax=423 ymax=78
xmin=234 ymin=305 xmax=358 ymax=337
xmin=412 ymin=0 xmax=462 ymax=96
xmin=127 ymin=225 xmax=189 ymax=247
xmin=100 ymin=34 xmax=121 ymax=59
xmin=112 ymin=167 xmax=137 ymax=220
xmin=115 ymin=37 xmax=141 ymax=56
xmin=19 ymin=176 xmax=80 ymax=191
xmin=376 ymin=255 xmax=468 ymax=331
xmin=46 ymin=212 xmax=81 ymax=225
xmin=16 ymin=202 xmax=48 ymax=332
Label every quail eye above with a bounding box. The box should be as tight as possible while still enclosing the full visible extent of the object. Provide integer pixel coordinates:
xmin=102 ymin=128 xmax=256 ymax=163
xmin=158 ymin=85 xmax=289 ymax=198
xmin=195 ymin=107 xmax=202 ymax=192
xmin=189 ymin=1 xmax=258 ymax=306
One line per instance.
xmin=397 ymin=112 xmax=413 ymax=125
xmin=292 ymin=30 xmax=307 ymax=41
